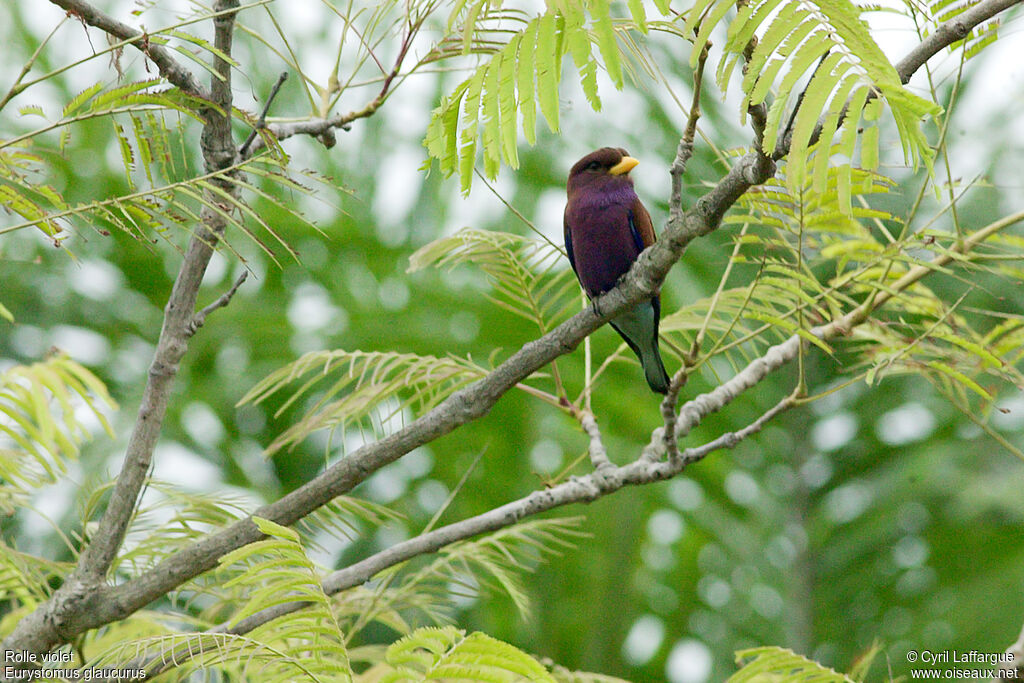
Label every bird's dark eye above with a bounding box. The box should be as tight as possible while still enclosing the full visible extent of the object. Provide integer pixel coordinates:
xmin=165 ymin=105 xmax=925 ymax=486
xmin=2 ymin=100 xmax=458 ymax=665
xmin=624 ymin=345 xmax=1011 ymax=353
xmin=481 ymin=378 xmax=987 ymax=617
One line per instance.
xmin=586 ymin=161 xmax=601 ymax=171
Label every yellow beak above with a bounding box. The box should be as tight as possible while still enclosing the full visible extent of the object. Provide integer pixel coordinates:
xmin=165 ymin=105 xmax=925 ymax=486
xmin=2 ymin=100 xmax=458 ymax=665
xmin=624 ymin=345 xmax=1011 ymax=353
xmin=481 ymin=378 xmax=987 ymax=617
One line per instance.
xmin=608 ymin=156 xmax=639 ymax=176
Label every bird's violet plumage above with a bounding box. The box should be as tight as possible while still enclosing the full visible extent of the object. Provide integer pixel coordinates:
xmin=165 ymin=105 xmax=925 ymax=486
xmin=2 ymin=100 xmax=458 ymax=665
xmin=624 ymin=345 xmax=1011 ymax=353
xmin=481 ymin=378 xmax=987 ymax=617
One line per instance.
xmin=564 ymin=147 xmax=671 ymax=394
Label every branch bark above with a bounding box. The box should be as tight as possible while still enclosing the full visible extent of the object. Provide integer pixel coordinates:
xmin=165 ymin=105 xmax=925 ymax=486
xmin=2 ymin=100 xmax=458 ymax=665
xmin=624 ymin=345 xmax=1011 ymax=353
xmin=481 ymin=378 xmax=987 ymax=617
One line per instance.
xmin=49 ymin=0 xmax=209 ymax=99
xmin=1 ymin=0 xmax=242 ymax=663
xmin=895 ymin=0 xmax=1019 ymax=83
xmin=135 ymin=204 xmax=1024 ymax=672
xmin=5 ymin=0 xmax=1022 ymax=670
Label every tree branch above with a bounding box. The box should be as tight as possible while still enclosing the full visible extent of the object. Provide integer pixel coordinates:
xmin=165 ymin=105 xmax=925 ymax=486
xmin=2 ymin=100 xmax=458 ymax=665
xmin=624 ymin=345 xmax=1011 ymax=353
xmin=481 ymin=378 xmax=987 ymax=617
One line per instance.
xmin=239 ymin=72 xmax=288 ymax=158
xmin=1 ymin=0 xmax=243 ymax=660
xmin=6 ymin=0 xmax=1021 ymax=666
xmin=188 ymin=271 xmax=248 ymax=337
xmin=119 ymin=390 xmax=797 ymax=679
xmin=895 ymin=0 xmax=1020 ymax=83
xmin=47 ymin=0 xmax=209 ymax=99
xmin=669 ymin=35 xmax=709 ymax=229
xmin=110 ymin=193 xmax=1024 ymax=673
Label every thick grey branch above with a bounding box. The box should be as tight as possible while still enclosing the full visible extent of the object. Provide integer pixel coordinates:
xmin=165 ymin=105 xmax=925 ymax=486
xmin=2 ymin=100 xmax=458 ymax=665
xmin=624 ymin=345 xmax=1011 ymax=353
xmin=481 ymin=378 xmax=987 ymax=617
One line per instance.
xmin=124 ymin=391 xmax=795 ymax=679
xmin=48 ymin=0 xmax=209 ymax=99
xmin=895 ymin=0 xmax=1021 ymax=83
xmin=6 ymin=0 xmax=1020 ymax=667
xmin=1 ymin=0 xmax=242 ymax=662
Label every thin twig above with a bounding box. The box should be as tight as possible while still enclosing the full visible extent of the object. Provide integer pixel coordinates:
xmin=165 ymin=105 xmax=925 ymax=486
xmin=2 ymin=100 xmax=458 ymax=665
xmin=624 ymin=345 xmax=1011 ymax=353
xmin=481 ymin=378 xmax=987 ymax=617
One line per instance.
xmin=249 ymin=6 xmax=426 ymax=154
xmin=669 ymin=37 xmax=709 ymax=227
xmin=736 ymin=1 xmax=769 ymax=149
xmin=239 ymin=71 xmax=288 ymax=158
xmin=188 ymin=271 xmax=248 ymax=336
xmin=579 ymin=410 xmax=612 ymax=471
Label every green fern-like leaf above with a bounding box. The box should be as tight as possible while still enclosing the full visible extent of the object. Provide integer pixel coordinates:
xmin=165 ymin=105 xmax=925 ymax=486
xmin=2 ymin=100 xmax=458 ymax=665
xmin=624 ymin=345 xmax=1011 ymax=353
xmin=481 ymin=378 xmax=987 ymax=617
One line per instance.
xmin=423 ymin=2 xmax=657 ymax=192
xmin=730 ymin=646 xmax=855 ymax=681
xmin=299 ymin=496 xmax=406 ymax=550
xmin=0 ymin=141 xmax=71 ymax=238
xmin=0 ymin=353 xmax=117 ymax=500
xmin=239 ymin=350 xmax=486 ymax=455
xmin=548 ymin=665 xmax=634 ymax=683
xmin=86 ymin=516 xmax=358 ymax=681
xmin=405 ymin=517 xmax=584 ymax=615
xmin=218 ymin=517 xmax=353 ymax=682
xmin=343 ymin=518 xmax=586 ymax=643
xmin=409 ymin=228 xmax=577 ymax=333
xmin=665 ymin=165 xmax=898 ymax=375
xmin=703 ymin=0 xmax=940 ymax=204
xmin=928 ymin=0 xmax=1001 ymax=60
xmin=0 ymin=541 xmax=71 ymax=606
xmin=90 ymin=631 xmax=339 ymax=683
xmin=854 ymin=288 xmax=1019 ymax=404
xmin=2 ymin=79 xmax=327 ymax=261
xmin=3 ymin=152 xmax=327 ymax=263
xmin=379 ymin=626 xmax=556 ymax=683
xmin=109 ymin=481 xmax=250 ymax=574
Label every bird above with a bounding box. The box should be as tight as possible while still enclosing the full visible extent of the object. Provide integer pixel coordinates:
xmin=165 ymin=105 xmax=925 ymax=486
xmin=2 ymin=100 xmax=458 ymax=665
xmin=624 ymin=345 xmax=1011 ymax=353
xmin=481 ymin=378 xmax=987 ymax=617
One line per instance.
xmin=564 ymin=147 xmax=671 ymax=394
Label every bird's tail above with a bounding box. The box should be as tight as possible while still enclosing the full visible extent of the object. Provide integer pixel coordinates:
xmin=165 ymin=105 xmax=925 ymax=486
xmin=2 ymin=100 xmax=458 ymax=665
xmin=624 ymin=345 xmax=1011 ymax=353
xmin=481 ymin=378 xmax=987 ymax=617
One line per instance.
xmin=640 ymin=341 xmax=671 ymax=394
xmin=610 ymin=302 xmax=671 ymax=394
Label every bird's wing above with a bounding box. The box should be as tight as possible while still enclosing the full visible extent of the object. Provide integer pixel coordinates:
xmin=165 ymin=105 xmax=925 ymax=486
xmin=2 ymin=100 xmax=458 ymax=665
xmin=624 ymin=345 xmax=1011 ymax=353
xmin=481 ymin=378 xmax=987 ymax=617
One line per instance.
xmin=563 ymin=208 xmax=578 ymax=275
xmin=627 ymin=197 xmax=657 ymax=252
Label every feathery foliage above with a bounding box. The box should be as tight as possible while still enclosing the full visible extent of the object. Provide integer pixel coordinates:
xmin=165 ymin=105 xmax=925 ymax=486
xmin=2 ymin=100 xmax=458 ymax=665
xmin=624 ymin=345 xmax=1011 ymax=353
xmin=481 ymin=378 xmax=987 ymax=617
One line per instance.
xmin=0 ymin=353 xmax=116 ymax=511
xmin=705 ymin=0 xmax=940 ymax=176
xmin=662 ymin=165 xmax=894 ymax=374
xmin=660 ymin=162 xmax=1024 ymax=416
xmin=219 ymin=517 xmax=352 ymax=681
xmin=729 ymin=646 xmax=855 ymax=682
xmin=926 ymin=0 xmax=1002 ymax=60
xmin=102 ymin=482 xmax=252 ymax=575
xmin=376 ymin=625 xmax=555 ymax=682
xmin=359 ymin=518 xmax=587 ymax=630
xmin=82 ymin=518 xmax=588 ymax=680
xmin=0 ymin=543 xmax=71 ymax=608
xmin=409 ymin=228 xmax=578 ymax=333
xmin=87 ymin=518 xmax=353 ymax=682
xmin=422 ymin=0 xmax=949 ymax=201
xmin=3 ymin=77 xmax=332 ymax=262
xmin=239 ymin=350 xmax=487 ymax=455
xmin=547 ymin=667 xmax=634 ymax=683
xmin=424 ymin=1 xmax=660 ymax=192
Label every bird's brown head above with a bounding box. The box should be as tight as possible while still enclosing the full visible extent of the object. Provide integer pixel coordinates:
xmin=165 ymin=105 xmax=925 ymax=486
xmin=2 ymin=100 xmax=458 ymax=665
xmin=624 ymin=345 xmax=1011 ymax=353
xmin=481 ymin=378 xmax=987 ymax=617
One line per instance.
xmin=567 ymin=147 xmax=639 ymax=196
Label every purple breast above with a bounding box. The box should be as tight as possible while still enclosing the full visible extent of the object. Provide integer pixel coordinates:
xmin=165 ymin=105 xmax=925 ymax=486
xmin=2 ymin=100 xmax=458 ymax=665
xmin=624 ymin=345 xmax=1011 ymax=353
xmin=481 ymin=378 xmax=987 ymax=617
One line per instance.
xmin=568 ymin=183 xmax=642 ymax=297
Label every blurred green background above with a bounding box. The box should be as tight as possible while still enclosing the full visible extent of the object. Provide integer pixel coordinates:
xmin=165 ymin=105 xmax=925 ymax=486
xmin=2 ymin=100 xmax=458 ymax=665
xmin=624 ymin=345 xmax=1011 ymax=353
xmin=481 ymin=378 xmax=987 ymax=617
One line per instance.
xmin=3 ymin=2 xmax=1024 ymax=681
